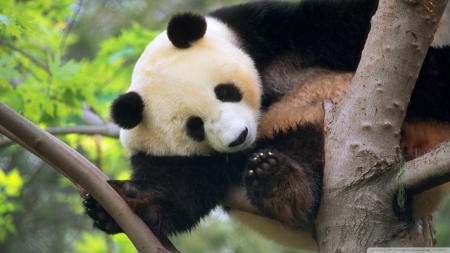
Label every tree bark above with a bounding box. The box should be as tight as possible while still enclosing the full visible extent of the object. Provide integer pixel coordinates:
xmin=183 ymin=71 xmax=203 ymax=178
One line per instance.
xmin=317 ymin=0 xmax=449 ymax=252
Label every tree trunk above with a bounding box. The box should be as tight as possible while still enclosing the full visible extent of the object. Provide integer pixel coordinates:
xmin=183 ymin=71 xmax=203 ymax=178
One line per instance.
xmin=316 ymin=0 xmax=448 ymax=252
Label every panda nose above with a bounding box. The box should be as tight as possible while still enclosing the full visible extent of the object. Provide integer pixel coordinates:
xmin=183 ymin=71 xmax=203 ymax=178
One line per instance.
xmin=228 ymin=127 xmax=248 ymax=147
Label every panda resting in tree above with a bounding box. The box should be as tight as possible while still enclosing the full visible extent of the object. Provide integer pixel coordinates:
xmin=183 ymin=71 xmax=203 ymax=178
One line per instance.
xmin=83 ymin=0 xmax=450 ymax=250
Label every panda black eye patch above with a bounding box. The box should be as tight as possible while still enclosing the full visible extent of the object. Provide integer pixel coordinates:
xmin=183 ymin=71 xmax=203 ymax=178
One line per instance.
xmin=186 ymin=116 xmax=205 ymax=142
xmin=214 ymin=83 xmax=243 ymax=102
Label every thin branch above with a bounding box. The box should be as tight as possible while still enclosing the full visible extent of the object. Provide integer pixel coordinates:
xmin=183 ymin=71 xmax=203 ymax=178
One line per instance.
xmin=0 ymin=101 xmax=169 ymax=253
xmin=0 ymin=105 xmax=120 ymax=149
xmin=82 ymin=104 xmax=107 ymax=125
xmin=0 ymin=40 xmax=50 ymax=74
xmin=401 ymin=140 xmax=450 ymax=195
xmin=47 ymin=124 xmax=120 ymax=136
xmin=94 ymin=60 xmax=136 ymax=95
xmin=60 ymin=0 xmax=84 ymax=53
xmin=0 ymin=124 xmax=120 ymax=149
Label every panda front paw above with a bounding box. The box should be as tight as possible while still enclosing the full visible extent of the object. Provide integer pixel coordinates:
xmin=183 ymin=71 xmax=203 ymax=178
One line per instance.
xmin=83 ymin=191 xmax=123 ymax=234
xmin=82 ymin=180 xmax=159 ymax=235
xmin=245 ymin=149 xmax=320 ymax=225
xmin=245 ymin=149 xmax=291 ymax=199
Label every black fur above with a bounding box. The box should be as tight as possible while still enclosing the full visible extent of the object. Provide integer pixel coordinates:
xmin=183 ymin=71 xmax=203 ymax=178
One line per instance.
xmin=406 ymin=46 xmax=450 ymax=122
xmin=214 ymin=83 xmax=243 ymax=102
xmin=110 ymin=92 xmax=144 ymax=129
xmin=167 ymin=12 xmax=207 ymax=48
xmin=186 ymin=116 xmax=205 ymax=141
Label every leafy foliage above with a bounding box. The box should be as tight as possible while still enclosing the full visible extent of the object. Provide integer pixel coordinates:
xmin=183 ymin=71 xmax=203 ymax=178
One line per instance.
xmin=0 ymin=0 xmax=157 ymax=251
xmin=0 ymin=0 xmax=158 ymax=124
xmin=0 ymin=168 xmax=23 ymax=242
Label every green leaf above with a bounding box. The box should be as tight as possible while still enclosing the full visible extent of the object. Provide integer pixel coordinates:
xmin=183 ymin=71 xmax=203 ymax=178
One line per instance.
xmin=0 ymin=86 xmax=24 ymax=112
xmin=0 ymin=169 xmax=24 ymax=197
xmin=5 ymin=23 xmax=22 ymax=38
xmin=54 ymin=59 xmax=81 ymax=80
xmin=41 ymin=100 xmax=55 ymax=117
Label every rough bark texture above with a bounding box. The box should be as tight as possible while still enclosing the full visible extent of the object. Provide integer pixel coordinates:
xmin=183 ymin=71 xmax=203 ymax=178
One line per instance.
xmin=317 ymin=0 xmax=449 ymax=252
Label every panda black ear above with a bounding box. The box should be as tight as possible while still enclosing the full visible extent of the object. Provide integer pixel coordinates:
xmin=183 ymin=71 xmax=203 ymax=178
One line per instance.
xmin=167 ymin=12 xmax=207 ymax=49
xmin=111 ymin=92 xmax=145 ymax=129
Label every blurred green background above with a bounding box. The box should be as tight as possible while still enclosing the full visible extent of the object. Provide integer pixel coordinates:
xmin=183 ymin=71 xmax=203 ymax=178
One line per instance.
xmin=0 ymin=0 xmax=449 ymax=252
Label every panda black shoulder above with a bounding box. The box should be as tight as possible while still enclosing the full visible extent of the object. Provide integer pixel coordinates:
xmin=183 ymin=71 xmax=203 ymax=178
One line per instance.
xmin=208 ymin=0 xmax=378 ymax=73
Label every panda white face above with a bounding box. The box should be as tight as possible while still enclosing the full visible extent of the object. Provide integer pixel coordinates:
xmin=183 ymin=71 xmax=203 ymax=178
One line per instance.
xmin=114 ymin=15 xmax=261 ymax=156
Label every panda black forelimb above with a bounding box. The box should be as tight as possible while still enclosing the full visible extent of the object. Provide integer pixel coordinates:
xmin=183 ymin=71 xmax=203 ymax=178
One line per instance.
xmin=84 ymin=151 xmax=249 ymax=237
xmin=244 ymin=122 xmax=325 ymax=225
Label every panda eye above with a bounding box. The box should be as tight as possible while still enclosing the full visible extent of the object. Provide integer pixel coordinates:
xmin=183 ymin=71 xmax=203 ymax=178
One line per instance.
xmin=186 ymin=116 xmax=205 ymax=142
xmin=214 ymin=83 xmax=243 ymax=102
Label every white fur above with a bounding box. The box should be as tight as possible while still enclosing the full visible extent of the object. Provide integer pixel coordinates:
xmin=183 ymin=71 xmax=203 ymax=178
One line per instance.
xmin=120 ymin=17 xmax=261 ymax=156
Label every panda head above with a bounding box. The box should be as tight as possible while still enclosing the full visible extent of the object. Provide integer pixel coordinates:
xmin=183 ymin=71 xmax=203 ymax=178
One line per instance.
xmin=111 ymin=13 xmax=261 ymax=156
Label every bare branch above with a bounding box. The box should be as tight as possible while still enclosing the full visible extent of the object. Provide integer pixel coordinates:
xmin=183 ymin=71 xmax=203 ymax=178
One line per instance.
xmin=82 ymin=104 xmax=108 ymax=125
xmin=0 ymin=124 xmax=120 ymax=149
xmin=0 ymin=105 xmax=120 ymax=149
xmin=0 ymin=40 xmax=50 ymax=73
xmin=0 ymin=101 xmax=170 ymax=253
xmin=402 ymin=140 xmax=450 ymax=195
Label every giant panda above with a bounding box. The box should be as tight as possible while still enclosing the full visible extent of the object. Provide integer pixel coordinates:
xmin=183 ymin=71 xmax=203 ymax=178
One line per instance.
xmin=83 ymin=0 xmax=450 ymax=250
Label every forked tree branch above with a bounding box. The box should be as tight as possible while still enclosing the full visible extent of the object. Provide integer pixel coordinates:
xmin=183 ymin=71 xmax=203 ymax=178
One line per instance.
xmin=0 ymin=101 xmax=171 ymax=253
